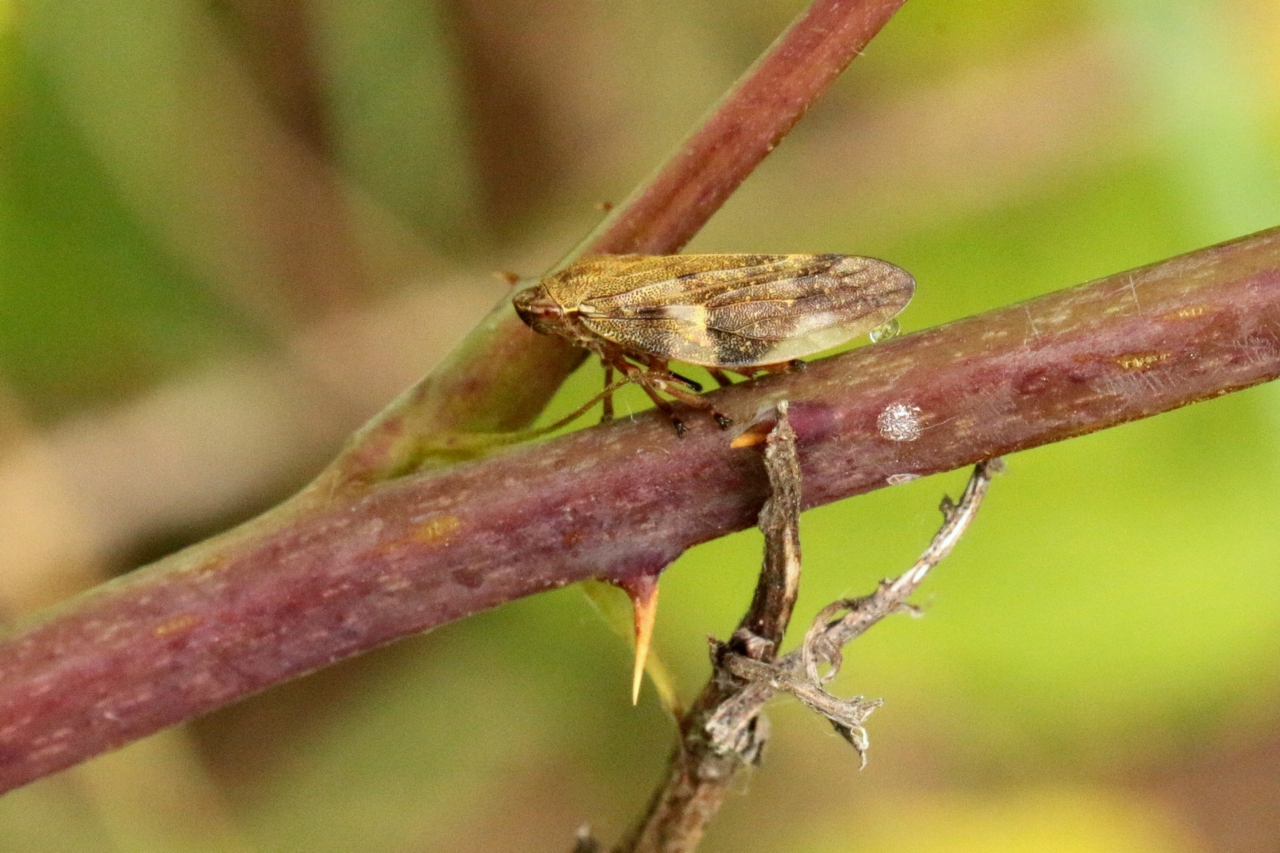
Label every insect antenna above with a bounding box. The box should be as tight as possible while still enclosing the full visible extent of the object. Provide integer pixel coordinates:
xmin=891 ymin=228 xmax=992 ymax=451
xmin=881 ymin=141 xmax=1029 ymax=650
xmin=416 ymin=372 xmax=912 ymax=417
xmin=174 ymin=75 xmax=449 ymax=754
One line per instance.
xmin=412 ymin=376 xmax=634 ymax=453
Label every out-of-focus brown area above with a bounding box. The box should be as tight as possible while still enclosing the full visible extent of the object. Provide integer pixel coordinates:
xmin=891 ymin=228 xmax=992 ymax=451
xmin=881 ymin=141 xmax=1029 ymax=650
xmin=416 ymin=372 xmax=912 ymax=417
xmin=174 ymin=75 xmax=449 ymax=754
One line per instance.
xmin=3 ymin=1 xmax=1280 ymax=851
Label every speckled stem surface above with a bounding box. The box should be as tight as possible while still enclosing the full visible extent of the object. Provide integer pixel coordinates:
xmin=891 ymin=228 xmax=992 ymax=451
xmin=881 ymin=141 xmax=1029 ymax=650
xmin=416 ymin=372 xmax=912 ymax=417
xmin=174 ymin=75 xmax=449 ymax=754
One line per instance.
xmin=3 ymin=226 xmax=1280 ymax=792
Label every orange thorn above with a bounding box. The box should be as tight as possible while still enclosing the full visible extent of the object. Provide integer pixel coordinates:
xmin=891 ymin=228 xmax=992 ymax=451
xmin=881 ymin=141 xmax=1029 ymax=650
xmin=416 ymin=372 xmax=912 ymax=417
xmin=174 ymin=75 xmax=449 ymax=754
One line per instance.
xmin=624 ymin=577 xmax=660 ymax=705
xmin=730 ymin=420 xmax=773 ymax=448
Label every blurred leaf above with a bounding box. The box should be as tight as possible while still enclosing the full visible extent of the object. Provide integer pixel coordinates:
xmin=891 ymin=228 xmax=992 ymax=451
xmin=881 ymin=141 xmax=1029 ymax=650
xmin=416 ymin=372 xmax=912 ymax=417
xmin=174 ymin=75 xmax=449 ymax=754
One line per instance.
xmin=2 ymin=41 xmax=253 ymax=419
xmin=312 ymin=0 xmax=485 ymax=253
xmin=804 ymin=786 xmax=1193 ymax=853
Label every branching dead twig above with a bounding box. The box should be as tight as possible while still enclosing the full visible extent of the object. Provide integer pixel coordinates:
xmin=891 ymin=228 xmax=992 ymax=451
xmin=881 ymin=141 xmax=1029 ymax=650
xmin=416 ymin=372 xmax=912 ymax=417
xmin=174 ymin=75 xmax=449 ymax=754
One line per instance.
xmin=710 ymin=457 xmax=1002 ymax=766
xmin=605 ymin=404 xmax=1000 ymax=853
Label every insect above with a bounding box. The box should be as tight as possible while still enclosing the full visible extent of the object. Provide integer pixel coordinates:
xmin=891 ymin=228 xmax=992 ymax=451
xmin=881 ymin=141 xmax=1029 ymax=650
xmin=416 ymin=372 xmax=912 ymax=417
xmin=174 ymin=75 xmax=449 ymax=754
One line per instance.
xmin=513 ymin=253 xmax=914 ymax=435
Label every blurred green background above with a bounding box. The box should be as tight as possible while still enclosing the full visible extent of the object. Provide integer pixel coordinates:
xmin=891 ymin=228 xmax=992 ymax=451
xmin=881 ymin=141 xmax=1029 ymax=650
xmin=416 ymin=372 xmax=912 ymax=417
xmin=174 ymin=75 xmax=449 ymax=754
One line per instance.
xmin=4 ymin=1 xmax=1280 ymax=851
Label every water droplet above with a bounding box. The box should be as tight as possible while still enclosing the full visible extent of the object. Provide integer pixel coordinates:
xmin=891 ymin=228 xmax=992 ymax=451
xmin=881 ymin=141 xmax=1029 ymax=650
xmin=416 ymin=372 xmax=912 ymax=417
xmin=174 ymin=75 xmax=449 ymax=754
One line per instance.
xmin=869 ymin=317 xmax=901 ymax=343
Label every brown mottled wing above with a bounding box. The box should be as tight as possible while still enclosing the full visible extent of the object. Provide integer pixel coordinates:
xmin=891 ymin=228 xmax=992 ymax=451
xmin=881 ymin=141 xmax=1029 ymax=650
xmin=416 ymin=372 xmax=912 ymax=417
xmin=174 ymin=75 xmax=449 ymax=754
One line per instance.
xmin=540 ymin=254 xmax=763 ymax=307
xmin=561 ymin=254 xmax=914 ymax=368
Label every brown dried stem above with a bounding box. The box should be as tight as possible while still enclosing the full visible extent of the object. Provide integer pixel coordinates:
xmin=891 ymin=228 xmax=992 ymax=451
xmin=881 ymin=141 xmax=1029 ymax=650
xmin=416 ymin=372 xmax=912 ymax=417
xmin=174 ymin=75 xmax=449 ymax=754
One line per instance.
xmin=736 ymin=402 xmax=804 ymax=654
xmin=314 ymin=0 xmax=907 ymax=488
xmin=710 ymin=458 xmax=1002 ymax=765
xmin=3 ymin=226 xmax=1280 ymax=792
xmin=610 ymin=419 xmax=997 ymax=853
xmin=610 ymin=402 xmax=806 ymax=853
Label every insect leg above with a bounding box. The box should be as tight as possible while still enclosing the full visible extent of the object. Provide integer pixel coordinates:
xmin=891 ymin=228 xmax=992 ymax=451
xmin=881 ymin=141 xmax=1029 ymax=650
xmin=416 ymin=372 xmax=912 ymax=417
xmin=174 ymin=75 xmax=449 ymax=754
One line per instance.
xmin=637 ymin=378 xmax=689 ymax=436
xmin=608 ymin=358 xmax=689 ymax=435
xmin=645 ymin=373 xmax=734 ymax=431
xmin=708 ymin=368 xmax=734 ymax=388
xmin=666 ymin=370 xmax=703 ymax=393
xmin=642 ymin=356 xmax=703 ymax=393
xmin=601 ymin=363 xmax=616 ymax=422
xmin=611 ymin=355 xmax=733 ymax=434
xmin=755 ymin=360 xmax=806 ymax=375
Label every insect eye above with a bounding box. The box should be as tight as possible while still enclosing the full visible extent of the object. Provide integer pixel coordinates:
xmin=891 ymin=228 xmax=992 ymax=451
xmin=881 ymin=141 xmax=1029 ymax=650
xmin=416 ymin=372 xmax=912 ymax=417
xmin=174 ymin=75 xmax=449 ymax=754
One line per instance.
xmin=512 ymin=286 xmax=563 ymax=326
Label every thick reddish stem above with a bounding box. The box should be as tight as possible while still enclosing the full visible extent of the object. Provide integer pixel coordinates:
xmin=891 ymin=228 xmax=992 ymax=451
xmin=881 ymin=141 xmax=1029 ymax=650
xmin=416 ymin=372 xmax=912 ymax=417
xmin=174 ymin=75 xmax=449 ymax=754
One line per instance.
xmin=3 ymin=225 xmax=1280 ymax=792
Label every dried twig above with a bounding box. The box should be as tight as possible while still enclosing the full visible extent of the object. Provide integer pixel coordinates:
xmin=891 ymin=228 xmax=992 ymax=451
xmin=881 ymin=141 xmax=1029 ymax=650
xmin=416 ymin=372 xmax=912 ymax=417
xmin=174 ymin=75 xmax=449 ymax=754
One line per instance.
xmin=710 ymin=458 xmax=1002 ymax=766
xmin=608 ymin=410 xmax=999 ymax=852
xmin=610 ymin=402 xmax=807 ymax=853
xmin=736 ymin=402 xmax=804 ymax=655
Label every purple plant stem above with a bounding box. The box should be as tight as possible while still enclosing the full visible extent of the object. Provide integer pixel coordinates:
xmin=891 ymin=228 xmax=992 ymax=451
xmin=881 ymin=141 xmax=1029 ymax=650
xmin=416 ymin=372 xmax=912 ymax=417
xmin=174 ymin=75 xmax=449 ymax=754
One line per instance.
xmin=588 ymin=0 xmax=907 ymax=257
xmin=4 ymin=225 xmax=1280 ymax=791
xmin=323 ymin=0 xmax=908 ymax=486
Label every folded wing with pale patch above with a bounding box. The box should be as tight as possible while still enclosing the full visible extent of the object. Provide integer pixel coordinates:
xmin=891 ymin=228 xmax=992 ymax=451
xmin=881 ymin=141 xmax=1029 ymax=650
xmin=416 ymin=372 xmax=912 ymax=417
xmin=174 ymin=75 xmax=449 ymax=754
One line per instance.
xmin=576 ymin=254 xmax=914 ymax=367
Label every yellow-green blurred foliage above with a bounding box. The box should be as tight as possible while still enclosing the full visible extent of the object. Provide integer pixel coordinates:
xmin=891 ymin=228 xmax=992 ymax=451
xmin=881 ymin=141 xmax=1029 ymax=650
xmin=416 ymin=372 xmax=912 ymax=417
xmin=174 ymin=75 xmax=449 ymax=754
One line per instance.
xmin=3 ymin=1 xmax=1280 ymax=851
